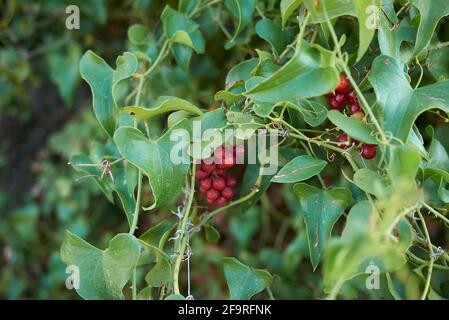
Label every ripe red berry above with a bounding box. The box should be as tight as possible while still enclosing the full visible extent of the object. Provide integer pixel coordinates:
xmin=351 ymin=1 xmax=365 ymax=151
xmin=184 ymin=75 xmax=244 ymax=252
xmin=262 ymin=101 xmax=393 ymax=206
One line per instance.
xmin=329 ymin=97 xmax=344 ymax=110
xmin=212 ymin=177 xmax=226 ymax=191
xmin=195 ymin=169 xmax=208 ymax=180
xmin=325 ymin=92 xmax=334 ymax=98
xmin=200 ymin=178 xmax=212 ymax=191
xmin=214 ymin=196 xmax=227 ymax=207
xmin=335 ymin=93 xmax=346 ymax=104
xmin=226 ymin=176 xmax=237 ymax=187
xmin=206 ymin=189 xmax=219 ymax=200
xmin=222 ymin=187 xmax=234 ymax=200
xmin=361 ymin=144 xmax=377 ymax=160
xmin=337 ymin=134 xmax=349 ymax=149
xmin=215 ymin=169 xmax=227 ymax=177
xmin=347 ymin=91 xmax=357 ymax=103
xmin=200 ymin=185 xmax=209 ymax=193
xmin=207 ymin=198 xmax=215 ymax=206
xmin=336 ymin=75 xmax=350 ymax=93
xmin=201 ymin=163 xmax=216 ymax=174
xmin=349 ymin=101 xmax=361 ymax=114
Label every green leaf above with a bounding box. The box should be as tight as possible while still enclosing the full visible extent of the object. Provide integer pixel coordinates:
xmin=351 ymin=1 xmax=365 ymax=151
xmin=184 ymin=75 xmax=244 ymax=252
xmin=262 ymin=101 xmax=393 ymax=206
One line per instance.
xmin=127 ymin=24 xmax=150 ymax=45
xmin=80 ymin=51 xmax=138 ymax=137
xmin=224 ymin=0 xmax=256 ymax=43
xmin=389 ymin=145 xmax=421 ymax=188
xmin=428 ymin=48 xmax=449 ymax=80
xmin=327 ymin=110 xmax=378 ymax=144
xmin=113 ymin=121 xmax=191 ymax=210
xmin=255 ymin=19 xmax=287 ymax=56
xmin=280 ymin=0 xmax=303 ymax=29
xmin=351 ymin=0 xmax=381 ymax=61
xmin=223 ymin=257 xmax=272 ymax=300
xmin=293 ymin=183 xmax=352 ymax=269
xmin=179 ymin=0 xmax=199 ymax=14
xmin=123 ymin=96 xmax=203 ymax=121
xmin=226 ymin=58 xmax=259 ymax=84
xmin=409 ymin=0 xmax=449 ymax=55
xmin=71 ymin=154 xmax=137 ymax=227
xmin=161 ymin=5 xmax=205 ymax=69
xmin=204 ymin=225 xmax=221 ymax=244
xmin=60 ymin=231 xmax=140 ymax=300
xmin=272 ymin=155 xmax=327 ymax=184
xmin=48 ymin=42 xmax=81 ymax=106
xmin=244 ymin=41 xmax=338 ymax=103
xmin=353 ymin=168 xmax=388 ymax=198
xmin=368 ymin=55 xmax=449 ymax=143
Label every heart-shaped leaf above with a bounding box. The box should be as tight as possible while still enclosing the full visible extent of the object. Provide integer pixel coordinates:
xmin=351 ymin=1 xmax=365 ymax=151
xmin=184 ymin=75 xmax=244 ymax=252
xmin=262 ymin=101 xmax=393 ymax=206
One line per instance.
xmin=293 ymin=183 xmax=352 ymax=269
xmin=113 ymin=121 xmax=191 ymax=210
xmin=61 ymin=231 xmax=140 ymax=300
xmin=255 ymin=18 xmax=288 ymax=56
xmin=224 ymin=0 xmax=256 ymax=43
xmin=272 ymin=155 xmax=327 ymax=184
xmin=80 ymin=51 xmax=138 ymax=137
xmin=223 ymin=257 xmax=272 ymax=300
xmin=369 ymin=55 xmax=449 ymax=143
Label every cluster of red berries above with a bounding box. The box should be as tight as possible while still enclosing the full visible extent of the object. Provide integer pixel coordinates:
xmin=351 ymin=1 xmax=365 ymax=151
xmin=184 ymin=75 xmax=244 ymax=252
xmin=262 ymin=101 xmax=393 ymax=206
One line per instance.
xmin=195 ymin=145 xmax=244 ymax=207
xmin=326 ymin=75 xmax=365 ymax=118
xmin=336 ymin=133 xmax=377 ymax=160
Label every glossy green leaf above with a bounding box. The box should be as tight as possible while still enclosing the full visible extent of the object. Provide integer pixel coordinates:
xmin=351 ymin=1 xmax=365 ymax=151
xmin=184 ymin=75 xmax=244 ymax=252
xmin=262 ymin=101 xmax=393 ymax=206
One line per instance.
xmin=80 ymin=51 xmax=138 ymax=137
xmin=60 ymin=231 xmax=140 ymax=300
xmin=327 ymin=110 xmax=378 ymax=144
xmin=224 ymin=0 xmax=256 ymax=43
xmin=369 ymin=55 xmax=449 ymax=143
xmin=113 ymin=121 xmax=191 ymax=210
xmin=281 ymin=0 xmax=303 ymax=29
xmin=226 ymin=58 xmax=259 ymax=84
xmin=428 ymin=48 xmax=449 ymax=80
xmin=272 ymin=155 xmax=327 ymax=184
xmin=410 ymin=0 xmax=449 ymax=55
xmin=293 ymin=183 xmax=352 ymax=269
xmin=223 ymin=257 xmax=272 ymax=300
xmin=179 ymin=0 xmax=199 ymax=14
xmin=389 ymin=145 xmax=421 ymax=188
xmin=255 ymin=19 xmax=287 ymax=56
xmin=123 ymin=96 xmax=203 ymax=120
xmin=244 ymin=41 xmax=338 ymax=103
xmin=351 ymin=0 xmax=380 ymax=61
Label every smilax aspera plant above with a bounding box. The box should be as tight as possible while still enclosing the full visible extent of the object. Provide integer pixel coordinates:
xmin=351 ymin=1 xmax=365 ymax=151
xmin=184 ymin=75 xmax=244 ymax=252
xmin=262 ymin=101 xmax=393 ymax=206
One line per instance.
xmin=61 ymin=0 xmax=449 ymax=300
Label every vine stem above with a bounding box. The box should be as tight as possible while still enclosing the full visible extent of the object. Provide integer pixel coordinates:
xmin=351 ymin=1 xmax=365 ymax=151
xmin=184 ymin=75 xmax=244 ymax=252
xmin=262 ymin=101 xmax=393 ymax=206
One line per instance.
xmin=422 ymin=202 xmax=449 ymax=225
xmin=417 ymin=210 xmax=434 ymax=300
xmin=322 ymin=6 xmax=389 ymax=146
xmin=173 ymin=163 xmax=197 ymax=296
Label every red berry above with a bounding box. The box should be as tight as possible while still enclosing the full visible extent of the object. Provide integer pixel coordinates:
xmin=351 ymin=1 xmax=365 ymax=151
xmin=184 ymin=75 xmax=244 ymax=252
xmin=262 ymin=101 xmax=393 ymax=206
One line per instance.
xmin=215 ymin=169 xmax=227 ymax=177
xmin=201 ymin=163 xmax=216 ymax=174
xmin=206 ymin=189 xmax=219 ymax=200
xmin=200 ymin=185 xmax=209 ymax=193
xmin=222 ymin=187 xmax=234 ymax=200
xmin=214 ymin=146 xmax=225 ymax=163
xmin=329 ymin=97 xmax=344 ymax=110
xmin=325 ymin=92 xmax=334 ymax=98
xmin=361 ymin=144 xmax=377 ymax=160
xmin=349 ymin=101 xmax=361 ymax=114
xmin=195 ymin=169 xmax=208 ymax=180
xmin=335 ymin=93 xmax=346 ymax=104
xmin=207 ymin=198 xmax=215 ymax=206
xmin=347 ymin=91 xmax=357 ymax=103
xmin=337 ymin=134 xmax=349 ymax=149
xmin=336 ymin=75 xmax=350 ymax=93
xmin=226 ymin=176 xmax=237 ymax=187
xmin=200 ymin=178 xmax=212 ymax=191
xmin=214 ymin=196 xmax=227 ymax=207
xmin=212 ymin=177 xmax=226 ymax=191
